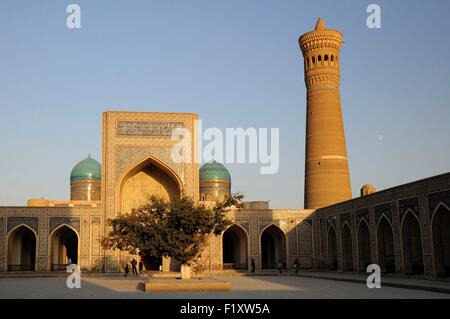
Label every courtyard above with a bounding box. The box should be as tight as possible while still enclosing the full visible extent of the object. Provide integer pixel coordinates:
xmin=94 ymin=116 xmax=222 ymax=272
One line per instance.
xmin=0 ymin=274 xmax=449 ymax=299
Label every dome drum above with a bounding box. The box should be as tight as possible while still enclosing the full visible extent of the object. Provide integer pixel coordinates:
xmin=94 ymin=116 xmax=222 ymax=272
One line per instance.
xmin=70 ymin=156 xmax=101 ymax=201
xmin=199 ymin=161 xmax=231 ymax=202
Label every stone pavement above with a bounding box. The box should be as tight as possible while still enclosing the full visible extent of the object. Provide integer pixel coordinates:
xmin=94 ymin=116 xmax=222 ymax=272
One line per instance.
xmin=1 ymin=270 xmax=449 ymax=295
xmin=290 ymin=271 xmax=450 ymax=294
xmin=200 ymin=270 xmax=450 ymax=294
xmin=0 ymin=274 xmax=449 ymax=299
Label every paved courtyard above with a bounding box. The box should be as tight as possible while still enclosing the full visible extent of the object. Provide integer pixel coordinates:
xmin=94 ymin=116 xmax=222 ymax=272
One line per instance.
xmin=0 ymin=275 xmax=449 ymax=299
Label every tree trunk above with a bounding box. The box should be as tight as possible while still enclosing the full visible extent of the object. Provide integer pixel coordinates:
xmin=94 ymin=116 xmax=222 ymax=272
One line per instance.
xmin=181 ymin=263 xmax=191 ymax=280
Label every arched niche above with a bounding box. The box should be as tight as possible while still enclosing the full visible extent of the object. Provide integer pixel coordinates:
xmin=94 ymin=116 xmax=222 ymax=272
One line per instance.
xmin=7 ymin=225 xmax=37 ymax=272
xmin=260 ymin=224 xmax=286 ymax=270
xmin=222 ymin=224 xmax=248 ymax=270
xmin=116 ymin=156 xmax=183 ymax=214
xmin=49 ymin=225 xmax=79 ymax=271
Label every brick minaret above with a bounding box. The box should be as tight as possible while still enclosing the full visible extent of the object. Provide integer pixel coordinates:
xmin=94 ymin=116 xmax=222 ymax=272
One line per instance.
xmin=299 ymin=18 xmax=352 ymax=209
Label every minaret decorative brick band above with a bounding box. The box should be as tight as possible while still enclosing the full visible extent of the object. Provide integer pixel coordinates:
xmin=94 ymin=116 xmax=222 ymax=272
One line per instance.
xmin=299 ymin=18 xmax=352 ymax=209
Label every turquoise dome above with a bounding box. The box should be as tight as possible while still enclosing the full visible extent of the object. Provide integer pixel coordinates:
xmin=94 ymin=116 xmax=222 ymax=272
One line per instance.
xmin=199 ymin=161 xmax=231 ymax=181
xmin=70 ymin=156 xmax=101 ymax=181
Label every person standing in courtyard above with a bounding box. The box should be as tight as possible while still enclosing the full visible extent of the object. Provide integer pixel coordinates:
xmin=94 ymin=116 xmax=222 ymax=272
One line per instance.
xmin=139 ymin=258 xmax=144 ymax=273
xmin=251 ymin=258 xmax=256 ymax=275
xmin=124 ymin=262 xmax=130 ymax=277
xmin=131 ymin=258 xmax=138 ymax=276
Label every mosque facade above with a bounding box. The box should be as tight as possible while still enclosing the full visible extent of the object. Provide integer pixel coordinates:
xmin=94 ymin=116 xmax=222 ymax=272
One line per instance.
xmin=0 ymin=19 xmax=449 ymax=279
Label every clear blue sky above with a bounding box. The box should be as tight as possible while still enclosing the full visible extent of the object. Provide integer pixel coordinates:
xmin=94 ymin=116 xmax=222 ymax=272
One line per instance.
xmin=0 ymin=0 xmax=449 ymax=208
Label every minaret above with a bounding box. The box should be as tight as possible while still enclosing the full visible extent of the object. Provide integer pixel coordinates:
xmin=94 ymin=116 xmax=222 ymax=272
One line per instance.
xmin=299 ymin=18 xmax=352 ymax=209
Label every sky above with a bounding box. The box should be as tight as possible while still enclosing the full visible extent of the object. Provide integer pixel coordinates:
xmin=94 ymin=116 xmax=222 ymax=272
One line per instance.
xmin=0 ymin=0 xmax=449 ymax=208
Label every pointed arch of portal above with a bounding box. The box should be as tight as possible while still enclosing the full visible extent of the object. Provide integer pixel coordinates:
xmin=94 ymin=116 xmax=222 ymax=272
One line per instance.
xmin=48 ymin=224 xmax=80 ymax=271
xmin=430 ymin=202 xmax=450 ymax=277
xmin=7 ymin=224 xmax=37 ymax=272
xmin=222 ymin=224 xmax=249 ymax=270
xmin=357 ymin=218 xmax=371 ymax=272
xmin=377 ymin=215 xmax=395 ymax=273
xmin=297 ymin=222 xmax=313 ymax=269
xmin=116 ymin=155 xmax=183 ymax=215
xmin=327 ymin=225 xmax=338 ymax=270
xmin=341 ymin=222 xmax=353 ymax=271
xmin=260 ymin=224 xmax=287 ymax=270
xmin=401 ymin=210 xmax=424 ymax=275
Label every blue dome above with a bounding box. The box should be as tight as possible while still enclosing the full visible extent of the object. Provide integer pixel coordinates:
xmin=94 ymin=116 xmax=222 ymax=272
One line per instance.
xmin=70 ymin=156 xmax=101 ymax=181
xmin=199 ymin=161 xmax=231 ymax=181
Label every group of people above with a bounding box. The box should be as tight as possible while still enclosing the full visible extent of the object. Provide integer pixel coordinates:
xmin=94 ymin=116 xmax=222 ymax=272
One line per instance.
xmin=250 ymin=258 xmax=301 ymax=274
xmin=124 ymin=257 xmax=301 ymax=276
xmin=124 ymin=257 xmax=144 ymax=277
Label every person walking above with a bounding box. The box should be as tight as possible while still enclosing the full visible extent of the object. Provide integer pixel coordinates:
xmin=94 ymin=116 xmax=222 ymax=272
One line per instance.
xmin=138 ymin=258 xmax=144 ymax=272
xmin=277 ymin=260 xmax=283 ymax=274
xmin=124 ymin=262 xmax=130 ymax=277
xmin=294 ymin=258 xmax=299 ymax=274
xmin=131 ymin=258 xmax=138 ymax=276
xmin=65 ymin=258 xmax=72 ymax=271
xmin=251 ymin=258 xmax=256 ymax=275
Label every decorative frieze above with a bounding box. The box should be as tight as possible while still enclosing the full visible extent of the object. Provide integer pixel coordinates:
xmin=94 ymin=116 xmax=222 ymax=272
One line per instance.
xmin=49 ymin=217 xmax=80 ymax=233
xmin=92 ymin=217 xmax=101 ymax=225
xmin=7 ymin=217 xmax=38 ymax=234
xmin=37 ymin=257 xmax=47 ymax=272
xmin=325 ymin=215 xmax=336 ymax=228
xmin=356 ymin=208 xmax=369 ymax=226
xmin=340 ymin=212 xmax=351 ymax=226
xmin=91 ymin=224 xmax=101 ymax=256
xmin=375 ymin=203 xmax=392 ymax=224
xmin=427 ymin=189 xmax=450 ymax=220
xmin=250 ymin=218 xmax=259 ymax=255
xmin=398 ymin=197 xmax=420 ymax=222
xmin=116 ymin=121 xmax=184 ymax=137
xmin=234 ymin=219 xmax=249 ymax=233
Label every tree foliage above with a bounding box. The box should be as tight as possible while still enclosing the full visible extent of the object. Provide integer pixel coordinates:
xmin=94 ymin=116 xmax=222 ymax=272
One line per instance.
xmin=102 ymin=193 xmax=243 ymax=265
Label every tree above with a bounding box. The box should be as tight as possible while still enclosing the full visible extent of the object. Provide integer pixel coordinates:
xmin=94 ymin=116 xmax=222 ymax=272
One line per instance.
xmin=102 ymin=193 xmax=243 ymax=279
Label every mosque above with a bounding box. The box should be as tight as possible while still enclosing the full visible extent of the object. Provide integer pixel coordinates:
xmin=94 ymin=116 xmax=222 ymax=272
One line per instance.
xmin=0 ymin=19 xmax=449 ymax=279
